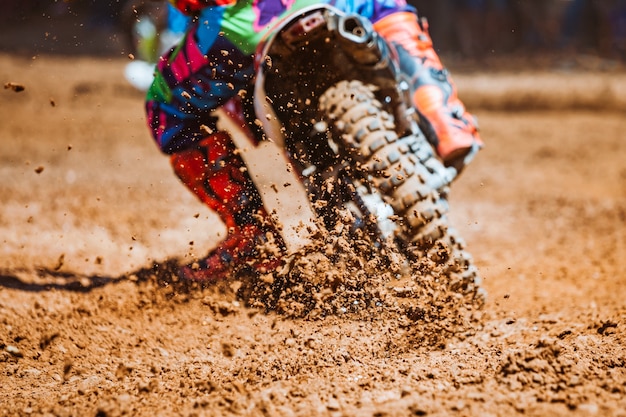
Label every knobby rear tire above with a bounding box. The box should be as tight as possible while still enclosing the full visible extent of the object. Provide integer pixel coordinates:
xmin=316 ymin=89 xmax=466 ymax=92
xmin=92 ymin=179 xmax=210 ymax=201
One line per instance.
xmin=318 ymin=80 xmax=483 ymax=301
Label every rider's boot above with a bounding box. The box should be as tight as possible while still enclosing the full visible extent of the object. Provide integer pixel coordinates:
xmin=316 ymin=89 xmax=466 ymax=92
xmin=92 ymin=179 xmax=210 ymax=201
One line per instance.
xmin=170 ymin=131 xmax=284 ymax=281
xmin=373 ymin=12 xmax=483 ymax=173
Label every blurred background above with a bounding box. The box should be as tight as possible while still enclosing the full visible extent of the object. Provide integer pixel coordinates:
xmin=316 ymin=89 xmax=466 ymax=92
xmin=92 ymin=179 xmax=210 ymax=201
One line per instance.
xmin=413 ymin=1 xmax=626 ymax=58
xmin=0 ymin=0 xmax=625 ymax=71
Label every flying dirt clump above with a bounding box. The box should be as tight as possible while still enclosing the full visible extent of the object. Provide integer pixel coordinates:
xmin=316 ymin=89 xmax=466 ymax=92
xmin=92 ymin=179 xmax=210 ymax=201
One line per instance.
xmin=134 ymin=208 xmax=485 ymax=349
xmin=4 ymin=82 xmax=25 ymax=92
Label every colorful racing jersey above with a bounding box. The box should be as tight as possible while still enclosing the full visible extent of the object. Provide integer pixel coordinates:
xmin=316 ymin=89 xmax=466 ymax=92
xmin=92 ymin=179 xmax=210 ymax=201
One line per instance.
xmin=146 ymin=0 xmax=414 ymax=154
xmin=169 ymin=0 xmax=239 ymax=14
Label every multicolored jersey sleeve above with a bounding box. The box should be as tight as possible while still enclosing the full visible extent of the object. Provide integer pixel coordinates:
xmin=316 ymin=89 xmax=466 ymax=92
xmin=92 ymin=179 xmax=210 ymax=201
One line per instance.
xmin=146 ymin=0 xmax=414 ymax=154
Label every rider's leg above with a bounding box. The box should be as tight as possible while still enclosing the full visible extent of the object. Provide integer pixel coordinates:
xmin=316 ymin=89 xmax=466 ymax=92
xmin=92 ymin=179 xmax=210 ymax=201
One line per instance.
xmin=373 ymin=12 xmax=483 ymax=173
xmin=170 ymin=131 xmax=283 ymax=281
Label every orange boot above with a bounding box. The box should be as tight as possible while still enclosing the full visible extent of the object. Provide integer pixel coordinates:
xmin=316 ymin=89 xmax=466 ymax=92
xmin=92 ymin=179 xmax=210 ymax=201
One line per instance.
xmin=170 ymin=132 xmax=284 ymax=281
xmin=374 ymin=12 xmax=483 ymax=172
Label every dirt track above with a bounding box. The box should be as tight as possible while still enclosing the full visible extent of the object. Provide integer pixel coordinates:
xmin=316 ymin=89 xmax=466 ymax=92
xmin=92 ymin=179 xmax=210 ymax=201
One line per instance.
xmin=1 ymin=53 xmax=625 ymax=416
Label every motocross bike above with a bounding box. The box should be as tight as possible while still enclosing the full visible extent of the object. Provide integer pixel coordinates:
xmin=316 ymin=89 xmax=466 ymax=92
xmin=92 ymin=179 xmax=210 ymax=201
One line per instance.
xmin=221 ymin=5 xmax=482 ymax=299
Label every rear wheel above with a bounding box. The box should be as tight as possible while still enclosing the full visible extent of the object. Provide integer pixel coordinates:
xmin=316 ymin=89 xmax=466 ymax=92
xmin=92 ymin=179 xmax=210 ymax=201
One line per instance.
xmin=318 ymin=80 xmax=483 ymax=300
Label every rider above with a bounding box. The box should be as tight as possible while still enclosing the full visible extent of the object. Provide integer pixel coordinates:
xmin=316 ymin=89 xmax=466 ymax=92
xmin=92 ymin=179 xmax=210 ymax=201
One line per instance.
xmin=145 ymin=0 xmax=483 ymax=281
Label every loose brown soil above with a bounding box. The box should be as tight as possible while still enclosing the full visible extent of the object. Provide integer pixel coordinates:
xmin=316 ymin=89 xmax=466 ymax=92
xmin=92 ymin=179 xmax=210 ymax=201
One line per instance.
xmin=1 ymin=52 xmax=625 ymax=417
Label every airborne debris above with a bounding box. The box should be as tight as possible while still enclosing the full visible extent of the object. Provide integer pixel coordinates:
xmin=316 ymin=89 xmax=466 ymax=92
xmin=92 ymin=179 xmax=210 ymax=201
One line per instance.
xmin=53 ymin=254 xmax=65 ymax=271
xmin=34 ymin=166 xmax=44 ymax=174
xmin=199 ymin=124 xmax=213 ymax=135
xmin=4 ymin=82 xmax=25 ymax=92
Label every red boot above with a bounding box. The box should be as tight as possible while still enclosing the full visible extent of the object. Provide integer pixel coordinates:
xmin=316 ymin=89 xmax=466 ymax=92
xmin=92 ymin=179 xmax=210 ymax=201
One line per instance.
xmin=374 ymin=12 xmax=483 ymax=172
xmin=170 ymin=132 xmax=284 ymax=281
